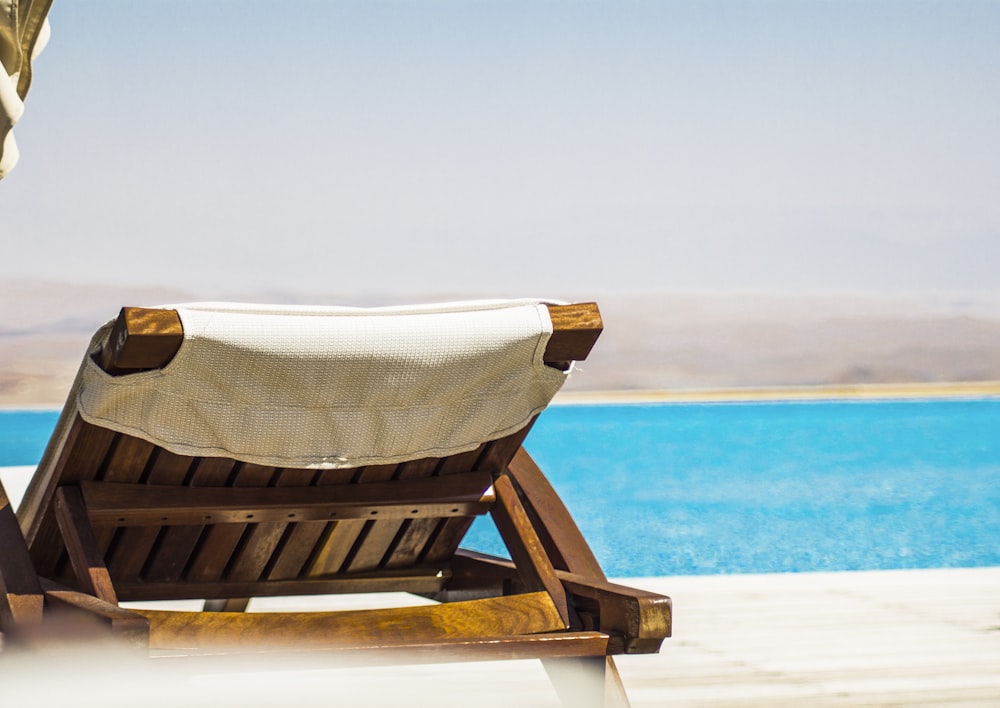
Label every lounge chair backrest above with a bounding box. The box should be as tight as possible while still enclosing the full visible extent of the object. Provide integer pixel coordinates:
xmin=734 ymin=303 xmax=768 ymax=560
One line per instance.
xmin=20 ymin=302 xmax=603 ymax=605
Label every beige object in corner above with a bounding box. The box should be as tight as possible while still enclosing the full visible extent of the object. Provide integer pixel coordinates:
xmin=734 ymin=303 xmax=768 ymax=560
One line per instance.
xmin=1 ymin=0 xmax=53 ymax=179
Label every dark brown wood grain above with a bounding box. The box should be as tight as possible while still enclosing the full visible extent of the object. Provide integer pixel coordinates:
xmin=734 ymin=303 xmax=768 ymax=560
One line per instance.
xmin=184 ymin=463 xmax=279 ymax=585
xmin=26 ymin=418 xmax=117 ymax=577
xmin=140 ymin=457 xmax=235 ymax=583
xmin=262 ymin=468 xmax=353 ymax=581
xmin=79 ymin=472 xmax=496 ymax=526
xmin=221 ymin=466 xmax=297 ymax=585
xmin=0 ymin=480 xmax=44 ymax=629
xmin=54 ymin=486 xmax=118 ymax=605
xmin=106 ymin=448 xmax=194 ymax=582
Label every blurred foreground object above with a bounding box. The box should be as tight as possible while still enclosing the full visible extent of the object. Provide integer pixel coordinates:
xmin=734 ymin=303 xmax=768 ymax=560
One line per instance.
xmin=0 ymin=0 xmax=52 ymax=179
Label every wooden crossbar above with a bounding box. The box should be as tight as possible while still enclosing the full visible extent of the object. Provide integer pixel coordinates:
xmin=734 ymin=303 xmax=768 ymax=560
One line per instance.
xmin=135 ymin=591 xmax=566 ymax=650
xmin=301 ymin=631 xmax=612 ymax=665
xmin=115 ymin=570 xmax=450 ymax=602
xmin=147 ymin=631 xmax=613 ymax=664
xmin=77 ymin=471 xmax=495 ymax=526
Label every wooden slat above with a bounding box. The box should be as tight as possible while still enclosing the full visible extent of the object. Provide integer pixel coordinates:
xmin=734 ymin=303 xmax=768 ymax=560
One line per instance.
xmin=115 ymin=568 xmax=450 ymax=602
xmin=0 ymin=480 xmax=44 ymax=629
xmin=137 ymin=591 xmax=565 ymax=650
xmin=79 ymin=471 xmax=495 ymax=526
xmin=98 ymin=434 xmax=157 ymax=484
xmin=262 ymin=468 xmax=353 ymax=581
xmin=421 ymin=427 xmax=530 ymax=565
xmin=300 ymin=519 xmax=366 ymax=577
xmin=54 ymin=486 xmax=118 ymax=605
xmin=340 ymin=464 xmax=404 ymax=573
xmin=371 ymin=457 xmax=441 ymax=571
xmin=141 ymin=458 xmax=235 ymax=583
xmin=302 ymin=462 xmax=395 ymax=578
xmin=185 ymin=462 xmax=278 ymax=584
xmin=27 ymin=418 xmax=116 ymax=577
xmin=317 ymin=631 xmax=611 ymax=665
xmin=93 ymin=434 xmax=157 ymax=561
xmin=223 ymin=467 xmax=314 ymax=584
xmin=106 ymin=449 xmax=194 ymax=582
xmin=22 ymin=409 xmax=113 ymax=547
xmin=420 ymin=443 xmax=489 ymax=564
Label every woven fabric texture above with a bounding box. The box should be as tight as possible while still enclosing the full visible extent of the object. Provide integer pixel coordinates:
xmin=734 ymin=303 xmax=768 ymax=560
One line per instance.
xmin=76 ymin=300 xmax=568 ymax=468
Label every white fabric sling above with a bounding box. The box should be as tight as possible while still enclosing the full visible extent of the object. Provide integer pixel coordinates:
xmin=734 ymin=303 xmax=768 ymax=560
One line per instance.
xmin=76 ymin=300 xmax=569 ymax=469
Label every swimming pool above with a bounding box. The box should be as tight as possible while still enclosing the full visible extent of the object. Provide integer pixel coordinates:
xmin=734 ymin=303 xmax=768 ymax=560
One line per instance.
xmin=3 ymin=399 xmax=999 ymax=576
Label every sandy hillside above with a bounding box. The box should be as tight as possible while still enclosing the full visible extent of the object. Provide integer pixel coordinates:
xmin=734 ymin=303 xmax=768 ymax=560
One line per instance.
xmin=2 ymin=280 xmax=1000 ymax=406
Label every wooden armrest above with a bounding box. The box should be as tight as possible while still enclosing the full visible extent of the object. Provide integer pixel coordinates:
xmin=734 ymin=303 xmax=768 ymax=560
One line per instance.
xmin=447 ymin=551 xmax=671 ymax=655
xmin=558 ymin=573 xmax=672 ymax=653
xmin=98 ymin=302 xmax=603 ymax=375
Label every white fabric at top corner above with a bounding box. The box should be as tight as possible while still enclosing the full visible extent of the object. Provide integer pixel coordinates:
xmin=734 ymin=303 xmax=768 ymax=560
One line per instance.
xmin=1 ymin=2 xmax=51 ymax=179
xmin=76 ymin=300 xmax=570 ymax=469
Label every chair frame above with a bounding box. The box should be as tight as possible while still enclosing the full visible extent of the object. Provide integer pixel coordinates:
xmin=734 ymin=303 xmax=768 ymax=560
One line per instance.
xmin=0 ymin=302 xmax=669 ymax=707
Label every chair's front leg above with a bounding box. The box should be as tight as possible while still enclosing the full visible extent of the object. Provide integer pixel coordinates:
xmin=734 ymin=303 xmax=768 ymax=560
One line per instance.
xmin=203 ymin=598 xmax=251 ymax=612
xmin=543 ymin=655 xmax=631 ymax=708
xmin=0 ymin=479 xmax=44 ymax=632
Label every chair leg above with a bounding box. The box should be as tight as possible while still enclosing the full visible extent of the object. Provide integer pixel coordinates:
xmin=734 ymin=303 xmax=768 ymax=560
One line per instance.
xmin=0 ymin=480 xmax=44 ymax=634
xmin=203 ymin=598 xmax=250 ymax=612
xmin=542 ymin=656 xmax=631 ymax=708
xmin=603 ymin=657 xmax=632 ymax=708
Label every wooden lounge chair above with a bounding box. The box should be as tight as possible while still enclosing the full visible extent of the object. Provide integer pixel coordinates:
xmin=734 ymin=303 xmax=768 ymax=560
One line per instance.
xmin=0 ymin=300 xmax=670 ymax=707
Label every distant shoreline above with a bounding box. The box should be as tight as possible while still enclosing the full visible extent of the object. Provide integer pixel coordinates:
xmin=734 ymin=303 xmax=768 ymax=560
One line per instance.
xmin=3 ymin=381 xmax=999 ymax=412
xmin=553 ymin=380 xmax=1000 ymax=404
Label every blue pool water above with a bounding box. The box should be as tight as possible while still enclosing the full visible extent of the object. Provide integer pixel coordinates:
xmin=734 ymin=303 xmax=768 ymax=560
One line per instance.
xmin=2 ymin=400 xmax=999 ymax=577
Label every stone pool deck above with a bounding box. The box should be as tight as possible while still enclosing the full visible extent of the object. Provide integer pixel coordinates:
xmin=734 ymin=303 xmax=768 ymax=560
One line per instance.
xmin=620 ymin=567 xmax=1000 ymax=706
xmin=3 ymin=568 xmax=998 ymax=707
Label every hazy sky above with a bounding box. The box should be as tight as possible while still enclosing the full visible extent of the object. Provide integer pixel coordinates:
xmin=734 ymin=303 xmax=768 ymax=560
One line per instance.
xmin=2 ymin=1 xmax=999 ymax=299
